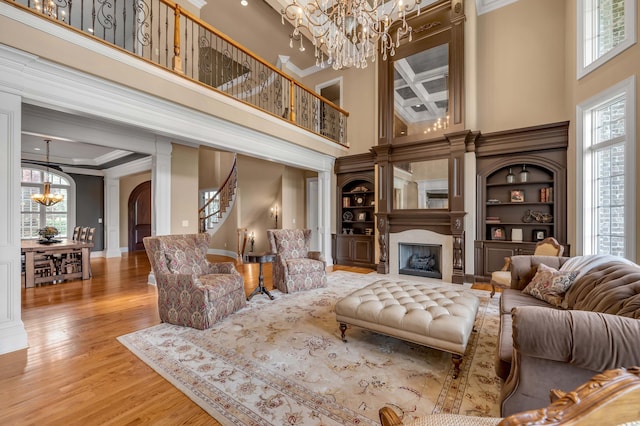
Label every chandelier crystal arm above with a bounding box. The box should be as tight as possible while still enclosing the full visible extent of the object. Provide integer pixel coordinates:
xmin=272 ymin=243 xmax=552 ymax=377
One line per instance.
xmin=281 ymin=0 xmax=422 ymax=70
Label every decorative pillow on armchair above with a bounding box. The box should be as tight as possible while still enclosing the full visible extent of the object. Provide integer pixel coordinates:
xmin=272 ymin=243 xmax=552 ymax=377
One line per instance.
xmin=522 ymin=263 xmax=578 ymax=307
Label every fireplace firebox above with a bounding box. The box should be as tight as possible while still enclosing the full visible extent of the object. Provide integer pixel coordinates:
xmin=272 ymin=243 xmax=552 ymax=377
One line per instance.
xmin=399 ymin=243 xmax=442 ymax=279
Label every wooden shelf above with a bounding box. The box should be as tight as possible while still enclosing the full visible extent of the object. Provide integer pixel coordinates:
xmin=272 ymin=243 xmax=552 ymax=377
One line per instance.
xmin=486 ymin=179 xmax=554 ymax=187
xmin=336 ymin=166 xmax=376 ymax=269
xmin=486 ymin=202 xmax=554 ymax=206
xmin=486 ymin=222 xmax=554 ymax=226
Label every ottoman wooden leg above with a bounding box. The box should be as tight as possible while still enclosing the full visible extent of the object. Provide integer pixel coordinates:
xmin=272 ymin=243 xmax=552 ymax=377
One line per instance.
xmin=339 ymin=323 xmax=347 ymax=342
xmin=452 ymin=354 xmax=462 ymax=379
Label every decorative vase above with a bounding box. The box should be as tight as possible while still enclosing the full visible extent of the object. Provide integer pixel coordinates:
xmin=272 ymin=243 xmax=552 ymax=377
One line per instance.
xmin=506 ymin=168 xmax=515 ymax=183
xmin=519 ymin=164 xmax=529 ymax=182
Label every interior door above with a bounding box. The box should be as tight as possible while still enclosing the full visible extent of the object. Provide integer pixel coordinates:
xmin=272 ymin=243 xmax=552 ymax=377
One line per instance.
xmin=128 ymin=180 xmax=151 ymax=252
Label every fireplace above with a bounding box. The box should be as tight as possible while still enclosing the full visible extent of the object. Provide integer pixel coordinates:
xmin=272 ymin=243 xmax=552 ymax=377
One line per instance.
xmin=398 ymin=243 xmax=442 ymax=279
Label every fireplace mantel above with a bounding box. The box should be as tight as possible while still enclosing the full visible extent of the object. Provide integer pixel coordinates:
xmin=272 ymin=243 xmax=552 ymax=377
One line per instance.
xmin=372 ymin=131 xmax=478 ymax=283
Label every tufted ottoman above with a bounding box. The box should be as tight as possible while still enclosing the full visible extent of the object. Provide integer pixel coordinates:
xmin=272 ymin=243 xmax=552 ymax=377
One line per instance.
xmin=335 ymin=279 xmax=480 ymax=378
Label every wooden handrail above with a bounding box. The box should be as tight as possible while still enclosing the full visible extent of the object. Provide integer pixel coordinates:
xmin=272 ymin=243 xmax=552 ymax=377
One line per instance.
xmin=199 ymin=156 xmax=237 ymax=214
xmin=199 ymin=156 xmax=238 ymax=233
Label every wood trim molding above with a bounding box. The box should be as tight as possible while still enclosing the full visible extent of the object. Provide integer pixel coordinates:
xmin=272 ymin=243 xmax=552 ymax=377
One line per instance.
xmin=372 ymin=130 xmax=476 ymax=282
xmin=378 ymin=0 xmax=466 ymax=145
xmin=475 ymin=0 xmax=520 ymax=16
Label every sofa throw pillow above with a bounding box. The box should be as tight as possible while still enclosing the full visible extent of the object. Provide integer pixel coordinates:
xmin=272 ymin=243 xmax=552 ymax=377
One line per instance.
xmin=522 ymin=263 xmax=578 ymax=307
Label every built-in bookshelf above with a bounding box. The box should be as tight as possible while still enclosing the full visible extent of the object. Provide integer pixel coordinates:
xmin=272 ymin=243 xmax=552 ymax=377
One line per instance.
xmin=334 ymin=154 xmax=376 ymax=269
xmin=473 ymin=121 xmax=569 ymax=282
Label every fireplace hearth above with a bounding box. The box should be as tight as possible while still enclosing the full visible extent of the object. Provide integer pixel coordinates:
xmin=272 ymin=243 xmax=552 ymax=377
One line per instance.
xmin=399 ymin=243 xmax=442 ymax=279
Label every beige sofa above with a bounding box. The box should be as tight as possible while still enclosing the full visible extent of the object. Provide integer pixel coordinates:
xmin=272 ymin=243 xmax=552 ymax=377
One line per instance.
xmin=496 ymin=254 xmax=640 ymax=416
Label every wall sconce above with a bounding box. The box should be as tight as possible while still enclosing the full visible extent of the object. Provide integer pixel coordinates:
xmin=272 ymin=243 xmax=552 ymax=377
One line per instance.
xmin=270 ymin=205 xmax=279 ymax=228
xmin=249 ymin=231 xmax=255 ymax=252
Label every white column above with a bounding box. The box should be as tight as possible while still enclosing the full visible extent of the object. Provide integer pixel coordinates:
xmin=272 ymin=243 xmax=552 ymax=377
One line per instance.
xmin=152 ymin=138 xmax=172 ymax=236
xmin=318 ymin=170 xmax=333 ymax=266
xmin=0 ymin=91 xmax=28 ymax=355
xmin=103 ymin=176 xmax=121 ymax=258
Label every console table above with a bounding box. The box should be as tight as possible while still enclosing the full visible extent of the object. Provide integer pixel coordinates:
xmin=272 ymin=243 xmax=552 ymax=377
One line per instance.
xmin=21 ymin=239 xmax=94 ymax=288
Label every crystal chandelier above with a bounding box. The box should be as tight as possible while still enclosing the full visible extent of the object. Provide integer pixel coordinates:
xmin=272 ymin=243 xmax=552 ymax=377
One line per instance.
xmin=33 ymin=0 xmax=66 ymax=21
xmin=31 ymin=140 xmax=64 ymax=207
xmin=281 ymin=0 xmax=422 ymax=70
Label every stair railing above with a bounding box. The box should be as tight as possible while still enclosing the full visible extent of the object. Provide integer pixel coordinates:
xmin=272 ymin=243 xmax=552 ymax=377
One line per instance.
xmin=6 ymin=0 xmax=349 ymax=147
xmin=199 ymin=156 xmax=237 ymax=233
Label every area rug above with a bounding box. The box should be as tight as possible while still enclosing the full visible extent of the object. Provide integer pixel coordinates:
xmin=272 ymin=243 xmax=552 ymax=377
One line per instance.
xmin=118 ymin=271 xmax=502 ymax=425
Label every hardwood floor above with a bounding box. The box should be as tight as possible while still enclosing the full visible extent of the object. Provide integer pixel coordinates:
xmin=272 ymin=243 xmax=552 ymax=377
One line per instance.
xmin=0 ymin=252 xmax=489 ymax=425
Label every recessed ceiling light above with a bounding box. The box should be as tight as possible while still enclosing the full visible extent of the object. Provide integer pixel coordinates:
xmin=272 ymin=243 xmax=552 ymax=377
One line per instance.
xmin=34 ymin=147 xmax=41 ymax=151
xmin=241 ymin=0 xmax=248 ymax=5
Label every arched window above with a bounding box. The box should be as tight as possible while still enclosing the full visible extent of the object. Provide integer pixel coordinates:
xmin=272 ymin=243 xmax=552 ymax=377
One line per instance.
xmin=20 ymin=165 xmax=76 ymax=239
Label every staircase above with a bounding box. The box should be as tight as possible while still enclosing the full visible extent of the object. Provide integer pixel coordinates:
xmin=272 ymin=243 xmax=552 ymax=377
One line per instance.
xmin=199 ymin=156 xmax=238 ymax=234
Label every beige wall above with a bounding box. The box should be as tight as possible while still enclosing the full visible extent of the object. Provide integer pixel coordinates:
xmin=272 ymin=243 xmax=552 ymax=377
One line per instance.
xmin=233 ymin=155 xmax=284 ymax=253
xmin=282 ymin=167 xmax=307 ymax=229
xmin=475 ymin=0 xmax=568 ymax=133
xmin=119 ymin=171 xmax=151 ymax=247
xmin=565 ymin=0 xmax=640 ymax=261
xmin=301 ymin=65 xmax=377 ymax=155
xmin=199 ymin=147 xmax=236 ymax=189
xmin=170 ymin=144 xmax=199 ymax=235
xmin=209 ymin=155 xmax=293 ymax=255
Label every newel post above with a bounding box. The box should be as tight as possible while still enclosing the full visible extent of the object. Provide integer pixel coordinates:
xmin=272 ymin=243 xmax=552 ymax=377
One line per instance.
xmin=172 ymin=5 xmax=183 ymax=74
xmin=289 ymin=80 xmax=296 ymax=122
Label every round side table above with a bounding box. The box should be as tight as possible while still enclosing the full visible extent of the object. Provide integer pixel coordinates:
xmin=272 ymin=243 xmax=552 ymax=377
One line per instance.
xmin=244 ymin=252 xmax=276 ymax=300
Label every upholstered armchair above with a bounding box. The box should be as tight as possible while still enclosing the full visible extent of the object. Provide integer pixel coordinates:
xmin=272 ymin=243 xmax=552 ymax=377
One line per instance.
xmin=143 ymin=233 xmax=246 ymax=329
xmin=266 ymin=229 xmax=327 ymax=293
xmin=379 ymin=367 xmax=640 ymax=426
xmin=490 ymin=237 xmax=564 ymax=297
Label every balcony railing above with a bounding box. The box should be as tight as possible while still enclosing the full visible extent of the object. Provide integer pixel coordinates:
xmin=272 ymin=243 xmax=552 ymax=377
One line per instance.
xmin=7 ymin=0 xmax=349 ymax=146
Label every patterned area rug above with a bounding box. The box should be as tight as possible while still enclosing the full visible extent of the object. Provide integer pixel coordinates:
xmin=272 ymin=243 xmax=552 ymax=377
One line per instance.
xmin=118 ymin=271 xmax=501 ymax=425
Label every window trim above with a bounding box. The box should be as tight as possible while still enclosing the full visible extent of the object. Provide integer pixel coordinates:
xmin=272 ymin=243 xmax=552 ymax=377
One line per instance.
xmin=20 ymin=164 xmax=76 ymax=239
xmin=576 ymin=76 xmax=636 ymax=260
xmin=577 ymin=0 xmax=637 ymax=79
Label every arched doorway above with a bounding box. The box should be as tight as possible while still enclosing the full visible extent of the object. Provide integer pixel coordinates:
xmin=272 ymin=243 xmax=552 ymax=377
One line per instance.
xmin=128 ymin=180 xmax=151 ymax=252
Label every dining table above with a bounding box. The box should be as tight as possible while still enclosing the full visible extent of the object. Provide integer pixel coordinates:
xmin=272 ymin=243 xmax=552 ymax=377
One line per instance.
xmin=21 ymin=239 xmax=94 ymax=288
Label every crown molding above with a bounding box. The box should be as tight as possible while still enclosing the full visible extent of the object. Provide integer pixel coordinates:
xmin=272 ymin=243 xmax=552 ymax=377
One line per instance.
xmin=475 ymin=0 xmax=519 ymax=15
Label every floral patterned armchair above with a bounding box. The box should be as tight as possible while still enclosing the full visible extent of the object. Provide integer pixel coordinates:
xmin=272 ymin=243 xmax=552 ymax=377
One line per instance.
xmin=143 ymin=234 xmax=246 ymax=329
xmin=267 ymin=229 xmax=327 ymax=293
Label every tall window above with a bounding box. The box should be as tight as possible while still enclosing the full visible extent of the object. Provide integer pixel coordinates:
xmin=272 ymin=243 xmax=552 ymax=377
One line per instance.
xmin=577 ymin=77 xmax=635 ymax=259
xmin=21 ymin=166 xmax=75 ymax=239
xmin=577 ymin=0 xmax=636 ymax=78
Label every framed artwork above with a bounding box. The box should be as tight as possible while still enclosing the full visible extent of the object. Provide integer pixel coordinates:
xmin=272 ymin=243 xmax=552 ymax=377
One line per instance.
xmin=510 ymin=189 xmax=525 ymax=202
xmin=491 ymin=226 xmax=506 ymax=240
xmin=357 ymin=212 xmax=367 ymax=221
xmin=533 ymin=229 xmax=546 ymax=241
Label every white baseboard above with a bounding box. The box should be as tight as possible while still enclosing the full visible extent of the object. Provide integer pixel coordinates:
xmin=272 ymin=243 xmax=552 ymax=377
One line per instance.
xmin=208 ymin=248 xmax=238 ymax=259
xmin=89 ymin=250 xmax=105 ymax=258
xmin=120 ymin=247 xmax=129 ymax=253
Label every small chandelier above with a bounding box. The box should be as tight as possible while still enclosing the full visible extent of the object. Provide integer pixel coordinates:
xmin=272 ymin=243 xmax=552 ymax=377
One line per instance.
xmin=281 ymin=0 xmax=422 ymax=70
xmin=33 ymin=0 xmax=66 ymax=21
xmin=31 ymin=140 xmax=64 ymax=207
